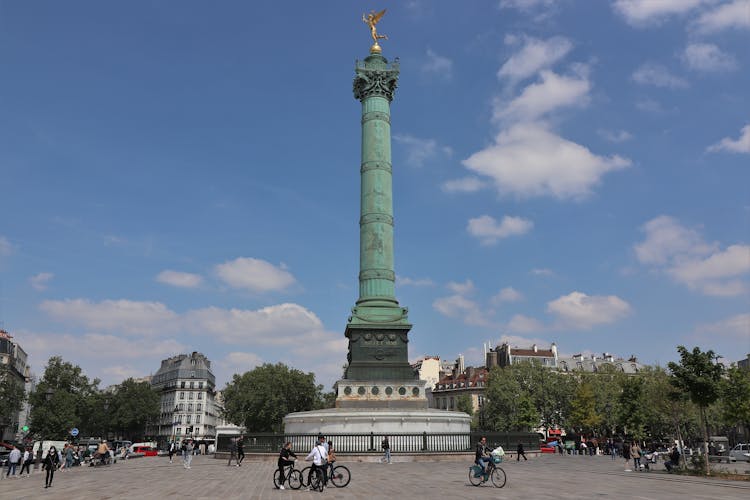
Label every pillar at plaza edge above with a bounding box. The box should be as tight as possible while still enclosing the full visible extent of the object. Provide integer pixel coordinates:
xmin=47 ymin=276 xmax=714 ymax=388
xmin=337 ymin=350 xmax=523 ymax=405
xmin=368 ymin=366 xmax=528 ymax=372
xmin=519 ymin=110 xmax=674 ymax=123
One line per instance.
xmin=284 ymin=33 xmax=470 ymax=438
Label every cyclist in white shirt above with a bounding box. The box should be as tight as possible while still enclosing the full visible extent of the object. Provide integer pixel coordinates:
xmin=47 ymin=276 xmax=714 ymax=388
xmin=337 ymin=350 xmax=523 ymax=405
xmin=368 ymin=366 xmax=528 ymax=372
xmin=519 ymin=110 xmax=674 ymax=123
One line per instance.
xmin=305 ymin=435 xmax=329 ymax=490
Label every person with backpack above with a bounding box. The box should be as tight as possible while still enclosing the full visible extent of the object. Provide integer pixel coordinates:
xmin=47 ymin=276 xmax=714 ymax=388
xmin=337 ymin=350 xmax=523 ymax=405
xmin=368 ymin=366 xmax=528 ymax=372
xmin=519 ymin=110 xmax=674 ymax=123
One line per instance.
xmin=381 ymin=436 xmax=391 ymax=464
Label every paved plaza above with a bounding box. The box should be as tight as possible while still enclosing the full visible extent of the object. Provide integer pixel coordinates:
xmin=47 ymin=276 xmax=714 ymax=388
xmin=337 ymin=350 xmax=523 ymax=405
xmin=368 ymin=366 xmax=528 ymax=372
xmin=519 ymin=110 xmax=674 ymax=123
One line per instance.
xmin=1 ymin=454 xmax=748 ymax=499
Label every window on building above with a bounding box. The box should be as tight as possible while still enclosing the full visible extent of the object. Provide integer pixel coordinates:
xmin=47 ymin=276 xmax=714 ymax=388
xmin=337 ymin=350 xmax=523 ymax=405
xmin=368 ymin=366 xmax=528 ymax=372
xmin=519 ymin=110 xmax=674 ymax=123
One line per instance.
xmin=180 ymin=392 xmax=185 ymax=400
xmin=197 ymin=393 xmax=203 ymax=400
xmin=179 ymin=403 xmax=184 ymax=411
xmin=449 ymin=397 xmax=454 ymax=409
xmin=190 ymin=370 xmax=196 ymax=378
xmin=186 ymin=415 xmax=191 ymax=424
xmin=188 ymin=404 xmax=193 ymax=411
xmin=189 ymin=381 xmax=194 ymax=389
xmin=181 ymin=381 xmax=185 ymax=388
xmin=198 ymin=382 xmax=204 ymax=389
xmin=196 ymin=403 xmax=202 ymax=412
xmin=188 ymin=392 xmax=194 ymax=400
xmin=176 ymin=428 xmax=181 ymax=435
xmin=196 ymin=415 xmax=201 ymax=423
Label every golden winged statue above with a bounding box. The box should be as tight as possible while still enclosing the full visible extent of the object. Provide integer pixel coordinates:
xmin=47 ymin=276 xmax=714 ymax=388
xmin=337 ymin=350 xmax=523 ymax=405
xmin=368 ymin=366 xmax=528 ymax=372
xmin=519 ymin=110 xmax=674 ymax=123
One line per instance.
xmin=363 ymin=9 xmax=388 ymax=50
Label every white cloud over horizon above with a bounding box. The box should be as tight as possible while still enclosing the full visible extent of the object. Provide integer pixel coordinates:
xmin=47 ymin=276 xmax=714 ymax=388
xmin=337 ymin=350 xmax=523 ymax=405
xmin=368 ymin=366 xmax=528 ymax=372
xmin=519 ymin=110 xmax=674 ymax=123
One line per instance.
xmin=613 ymin=0 xmax=710 ymax=27
xmin=635 ymin=215 xmax=750 ymax=296
xmin=707 ymin=124 xmax=750 ymax=154
xmin=393 ymin=134 xmax=452 ymax=167
xmin=692 ymin=0 xmax=750 ymax=33
xmin=421 ymin=48 xmax=453 ymax=79
xmin=683 ymin=43 xmax=738 ymax=72
xmin=467 ymin=215 xmax=534 ymax=245
xmin=156 ymin=269 xmax=203 ymax=288
xmin=497 ymin=35 xmax=573 ymax=83
xmin=632 ymin=63 xmax=689 ymax=88
xmin=547 ymin=291 xmax=632 ymax=329
xmin=30 ymin=272 xmax=54 ymax=291
xmin=215 ymin=257 xmax=296 ymax=293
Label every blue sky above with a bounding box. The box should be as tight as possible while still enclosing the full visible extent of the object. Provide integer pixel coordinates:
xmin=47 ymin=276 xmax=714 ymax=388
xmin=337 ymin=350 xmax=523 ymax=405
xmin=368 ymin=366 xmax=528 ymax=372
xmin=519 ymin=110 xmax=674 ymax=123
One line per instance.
xmin=1 ymin=0 xmax=748 ymax=389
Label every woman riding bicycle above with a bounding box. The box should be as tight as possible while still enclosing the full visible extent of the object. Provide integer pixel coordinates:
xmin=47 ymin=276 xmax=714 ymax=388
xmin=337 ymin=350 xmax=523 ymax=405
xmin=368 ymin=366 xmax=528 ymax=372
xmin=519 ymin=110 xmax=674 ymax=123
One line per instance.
xmin=476 ymin=436 xmax=490 ymax=473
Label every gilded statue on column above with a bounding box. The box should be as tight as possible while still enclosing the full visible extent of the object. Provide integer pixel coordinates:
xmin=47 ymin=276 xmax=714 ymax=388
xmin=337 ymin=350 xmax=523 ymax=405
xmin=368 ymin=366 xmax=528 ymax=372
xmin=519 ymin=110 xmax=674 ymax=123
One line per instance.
xmin=363 ymin=9 xmax=388 ymax=53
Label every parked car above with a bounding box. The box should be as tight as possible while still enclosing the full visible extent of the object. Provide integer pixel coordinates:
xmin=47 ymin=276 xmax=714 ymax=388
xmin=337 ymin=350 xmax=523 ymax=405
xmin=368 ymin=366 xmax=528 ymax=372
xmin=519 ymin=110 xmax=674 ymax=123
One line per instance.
xmin=540 ymin=442 xmax=557 ymax=454
xmin=729 ymin=443 xmax=750 ymax=462
xmin=132 ymin=445 xmax=158 ymax=457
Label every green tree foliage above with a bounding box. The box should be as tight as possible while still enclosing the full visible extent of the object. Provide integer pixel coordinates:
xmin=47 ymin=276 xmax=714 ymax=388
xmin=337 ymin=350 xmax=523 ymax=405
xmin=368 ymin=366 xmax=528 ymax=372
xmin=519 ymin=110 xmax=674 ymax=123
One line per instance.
xmin=617 ymin=376 xmax=647 ymax=440
xmin=29 ymin=356 xmax=100 ymax=439
xmin=668 ymin=346 xmax=724 ymax=475
xmin=222 ymin=363 xmax=324 ymax=432
xmin=456 ymin=394 xmax=474 ymax=417
xmin=569 ymin=381 xmax=601 ymax=435
xmin=0 ymin=370 xmax=26 ymax=436
xmin=110 ymin=378 xmax=160 ymax=440
xmin=484 ymin=366 xmax=539 ymax=431
xmin=720 ymin=365 xmax=750 ymax=438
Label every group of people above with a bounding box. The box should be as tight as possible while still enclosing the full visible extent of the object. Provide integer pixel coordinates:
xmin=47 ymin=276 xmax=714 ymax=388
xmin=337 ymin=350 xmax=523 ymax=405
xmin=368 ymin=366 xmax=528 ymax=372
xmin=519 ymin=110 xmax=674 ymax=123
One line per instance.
xmin=2 ymin=444 xmax=63 ymax=489
xmin=275 ymin=434 xmax=338 ymax=491
xmin=166 ymin=439 xmax=196 ymax=469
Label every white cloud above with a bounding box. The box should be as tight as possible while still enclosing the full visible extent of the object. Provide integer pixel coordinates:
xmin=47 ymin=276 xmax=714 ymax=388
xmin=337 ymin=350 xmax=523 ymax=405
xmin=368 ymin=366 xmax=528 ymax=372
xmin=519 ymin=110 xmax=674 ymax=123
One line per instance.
xmin=393 ymin=134 xmax=452 ymax=167
xmin=531 ymin=268 xmax=554 ymax=276
xmin=156 ymin=270 xmax=203 ymax=288
xmin=40 ymin=299 xmax=179 ymax=335
xmin=693 ymin=0 xmax=750 ymax=33
xmin=215 ymin=257 xmax=296 ymax=293
xmin=494 ymin=70 xmax=590 ymax=122
xmin=636 ymin=98 xmax=665 ymax=113
xmin=547 ymin=291 xmax=632 ymax=329
xmin=30 ymin=272 xmax=54 ymax=291
xmin=467 ymin=215 xmax=534 ymax=245
xmin=463 ymin=123 xmax=631 ymax=199
xmin=707 ymin=124 xmax=750 ymax=153
xmin=0 ymin=236 xmax=13 ymax=256
xmin=491 ymin=286 xmax=524 ymax=304
xmin=432 ymin=294 xmax=489 ymax=326
xmin=421 ymin=48 xmax=453 ymax=78
xmin=634 ymin=215 xmax=715 ymax=265
xmin=397 ymin=276 xmax=435 ymax=287
xmin=632 ymin=63 xmax=688 ymax=88
xmin=446 ymin=280 xmax=475 ymax=295
xmin=219 ymin=351 xmax=264 ymax=381
xmin=635 ymin=216 xmax=750 ymax=296
xmin=497 ymin=36 xmax=573 ymax=83
xmin=441 ymin=177 xmax=484 ymax=193
xmin=505 ymin=314 xmax=547 ymax=333
xmin=500 ymin=0 xmax=558 ymax=10
xmin=696 ymin=313 xmax=750 ymax=338
xmin=598 ymin=129 xmax=633 ymax=143
xmin=683 ymin=43 xmax=737 ymax=72
xmin=613 ymin=0 xmax=709 ymax=26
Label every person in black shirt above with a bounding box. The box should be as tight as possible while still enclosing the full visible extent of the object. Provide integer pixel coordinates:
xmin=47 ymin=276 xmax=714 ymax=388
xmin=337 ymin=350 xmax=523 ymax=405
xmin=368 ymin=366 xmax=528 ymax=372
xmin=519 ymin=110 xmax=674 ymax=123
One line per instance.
xmin=475 ymin=436 xmax=490 ymax=474
xmin=517 ymin=442 xmax=527 ymax=461
xmin=277 ymin=441 xmax=297 ymax=490
xmin=236 ymin=436 xmax=245 ymax=466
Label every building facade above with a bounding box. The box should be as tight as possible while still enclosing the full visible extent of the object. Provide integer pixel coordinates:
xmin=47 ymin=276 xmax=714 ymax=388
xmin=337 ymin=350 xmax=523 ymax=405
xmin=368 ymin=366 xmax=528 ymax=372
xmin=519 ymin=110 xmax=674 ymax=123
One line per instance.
xmin=149 ymin=352 xmax=219 ymax=443
xmin=431 ymin=365 xmax=488 ymax=414
xmin=0 ymin=329 xmax=31 ymax=442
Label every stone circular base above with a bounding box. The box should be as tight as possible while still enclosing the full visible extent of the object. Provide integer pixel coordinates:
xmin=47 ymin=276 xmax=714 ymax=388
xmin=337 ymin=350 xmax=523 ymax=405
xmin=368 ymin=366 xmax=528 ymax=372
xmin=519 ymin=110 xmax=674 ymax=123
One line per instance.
xmin=284 ymin=407 xmax=470 ymax=435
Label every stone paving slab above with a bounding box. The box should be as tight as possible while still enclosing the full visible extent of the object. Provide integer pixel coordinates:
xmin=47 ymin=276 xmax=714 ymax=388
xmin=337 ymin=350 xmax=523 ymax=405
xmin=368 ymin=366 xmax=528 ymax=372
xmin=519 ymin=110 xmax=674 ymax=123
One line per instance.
xmin=1 ymin=454 xmax=748 ymax=499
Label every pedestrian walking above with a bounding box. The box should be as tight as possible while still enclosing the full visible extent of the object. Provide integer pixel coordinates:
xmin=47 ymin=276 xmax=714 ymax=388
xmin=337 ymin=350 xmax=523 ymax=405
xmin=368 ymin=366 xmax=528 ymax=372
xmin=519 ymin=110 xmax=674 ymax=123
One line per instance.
xmin=631 ymin=442 xmax=642 ymax=471
xmin=6 ymin=445 xmax=21 ymax=477
xmin=381 ymin=436 xmax=391 ymax=464
xmin=236 ymin=436 xmax=245 ymax=466
xmin=19 ymin=447 xmax=32 ymax=476
xmin=183 ymin=440 xmax=194 ymax=469
xmin=64 ymin=444 xmax=74 ymax=470
xmin=43 ymin=446 xmax=59 ymax=488
xmin=167 ymin=440 xmax=175 ymax=463
xmin=227 ymin=437 xmax=238 ymax=466
xmin=516 ymin=442 xmax=528 ymax=461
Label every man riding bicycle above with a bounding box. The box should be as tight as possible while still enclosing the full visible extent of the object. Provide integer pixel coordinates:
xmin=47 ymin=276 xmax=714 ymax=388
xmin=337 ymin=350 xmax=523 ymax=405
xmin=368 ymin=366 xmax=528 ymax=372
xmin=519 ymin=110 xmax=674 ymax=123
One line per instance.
xmin=305 ymin=435 xmax=329 ymax=490
xmin=475 ymin=436 xmax=490 ymax=474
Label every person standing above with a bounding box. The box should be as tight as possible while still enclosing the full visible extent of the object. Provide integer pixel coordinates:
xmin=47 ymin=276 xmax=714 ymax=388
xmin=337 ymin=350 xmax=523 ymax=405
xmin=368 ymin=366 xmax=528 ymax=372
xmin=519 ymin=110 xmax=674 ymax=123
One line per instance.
xmin=276 ymin=441 xmax=297 ymax=490
xmin=516 ymin=442 xmax=528 ymax=461
xmin=65 ymin=444 xmax=74 ymax=470
xmin=43 ymin=446 xmax=59 ymax=488
xmin=381 ymin=436 xmax=391 ymax=464
xmin=6 ymin=445 xmax=21 ymax=477
xmin=20 ymin=447 xmax=32 ymax=477
xmin=227 ymin=437 xmax=238 ymax=466
xmin=236 ymin=436 xmax=245 ymax=466
xmin=631 ymin=442 xmax=642 ymax=471
xmin=305 ymin=436 xmax=328 ymax=490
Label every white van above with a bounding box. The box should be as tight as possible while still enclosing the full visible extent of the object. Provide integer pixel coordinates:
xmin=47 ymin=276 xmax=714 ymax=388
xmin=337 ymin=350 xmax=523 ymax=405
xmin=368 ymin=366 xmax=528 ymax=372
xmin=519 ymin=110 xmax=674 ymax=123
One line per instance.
xmin=730 ymin=443 xmax=750 ymax=462
xmin=32 ymin=440 xmax=68 ymax=460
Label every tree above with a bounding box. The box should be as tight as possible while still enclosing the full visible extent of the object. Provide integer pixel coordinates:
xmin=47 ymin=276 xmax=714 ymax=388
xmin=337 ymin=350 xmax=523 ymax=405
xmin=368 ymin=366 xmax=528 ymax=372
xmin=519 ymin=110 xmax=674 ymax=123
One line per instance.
xmin=29 ymin=356 xmax=100 ymax=439
xmin=0 ymin=370 xmax=26 ymax=438
xmin=222 ymin=363 xmax=324 ymax=432
xmin=569 ymin=381 xmax=602 ymax=436
xmin=617 ymin=376 xmax=647 ymax=440
xmin=720 ymin=365 xmax=750 ymax=442
xmin=456 ymin=394 xmax=474 ymax=417
xmin=110 ymin=378 xmax=160 ymax=440
xmin=484 ymin=367 xmax=539 ymax=431
xmin=668 ymin=346 xmax=724 ymax=476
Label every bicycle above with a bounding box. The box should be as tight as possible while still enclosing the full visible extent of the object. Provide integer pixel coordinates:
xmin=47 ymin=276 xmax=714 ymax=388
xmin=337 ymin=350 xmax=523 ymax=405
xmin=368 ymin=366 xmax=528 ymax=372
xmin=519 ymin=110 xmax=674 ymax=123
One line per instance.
xmin=327 ymin=464 xmax=351 ymax=488
xmin=469 ymin=455 xmax=506 ymax=488
xmin=273 ymin=461 xmax=302 ymax=490
xmin=306 ymin=466 xmax=325 ymax=492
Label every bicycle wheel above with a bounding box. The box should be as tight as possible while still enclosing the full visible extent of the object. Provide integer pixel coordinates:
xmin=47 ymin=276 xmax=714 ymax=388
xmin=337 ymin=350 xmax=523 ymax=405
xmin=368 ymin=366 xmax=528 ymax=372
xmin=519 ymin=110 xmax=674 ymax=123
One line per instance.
xmin=309 ymin=468 xmax=324 ymax=492
xmin=491 ymin=466 xmax=506 ymax=488
xmin=330 ymin=465 xmax=351 ymax=488
xmin=468 ymin=466 xmax=483 ymax=486
xmin=288 ymin=469 xmax=302 ymax=490
xmin=273 ymin=469 xmax=281 ymax=489
xmin=299 ymin=466 xmax=311 ymax=487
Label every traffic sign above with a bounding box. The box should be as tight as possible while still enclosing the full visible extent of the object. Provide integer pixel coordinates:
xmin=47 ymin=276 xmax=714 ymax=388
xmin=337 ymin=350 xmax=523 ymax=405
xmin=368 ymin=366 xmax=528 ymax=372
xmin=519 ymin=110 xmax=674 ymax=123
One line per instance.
xmin=22 ymin=425 xmax=29 ymax=432
xmin=71 ymin=427 xmax=79 ymax=437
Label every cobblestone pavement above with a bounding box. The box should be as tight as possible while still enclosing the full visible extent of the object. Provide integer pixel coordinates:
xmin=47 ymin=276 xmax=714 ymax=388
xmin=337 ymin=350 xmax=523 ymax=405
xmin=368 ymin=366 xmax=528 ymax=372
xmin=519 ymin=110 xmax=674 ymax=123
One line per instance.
xmin=1 ymin=454 xmax=748 ymax=499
